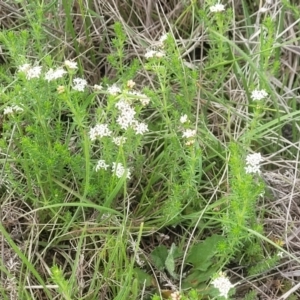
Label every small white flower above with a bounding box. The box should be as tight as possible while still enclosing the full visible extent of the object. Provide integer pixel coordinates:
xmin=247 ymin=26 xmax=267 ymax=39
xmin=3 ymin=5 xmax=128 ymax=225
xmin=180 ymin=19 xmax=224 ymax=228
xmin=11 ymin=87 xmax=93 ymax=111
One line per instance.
xmin=89 ymin=124 xmax=112 ymax=141
xmin=185 ymin=139 xmax=195 ymax=146
xmin=112 ymin=136 xmax=127 ymax=146
xmin=95 ymin=159 xmax=109 ymax=171
xmin=180 ymin=114 xmax=188 ymax=124
xmin=4 ymin=107 xmax=13 ymax=115
xmin=64 ymin=60 xmax=78 ymax=70
xmin=145 ymin=50 xmax=156 ymax=59
xmin=277 ymin=251 xmax=284 ymax=258
xmin=155 ymin=51 xmax=165 ymax=58
xmin=73 ymin=78 xmax=87 ymax=91
xmin=133 ymin=122 xmax=149 ymax=135
xmin=245 ymin=152 xmax=263 ymax=174
xmin=116 ymin=114 xmax=134 ymax=130
xmin=211 ymin=272 xmax=235 ymax=299
xmin=112 ymin=162 xmax=131 ymax=179
xmin=182 ymin=129 xmax=196 ymax=139
xmin=116 ymin=102 xmax=136 ymax=130
xmin=245 ymin=152 xmax=263 ymax=166
xmin=245 ymin=165 xmax=261 ymax=174
xmin=4 ymin=105 xmax=24 ymax=115
xmin=107 ymin=84 xmax=121 ymax=95
xmin=127 ymin=91 xmax=150 ymax=106
xmin=126 ymin=80 xmax=136 ymax=89
xmin=159 ymin=33 xmax=168 ymax=44
xmin=251 ymin=89 xmax=268 ymax=101
xmin=210 ymin=3 xmax=225 ymax=13
xmin=45 ymin=68 xmax=67 ymax=81
xmin=93 ymin=84 xmax=103 ymax=91
xmin=115 ymin=99 xmax=132 ymax=111
xmin=18 ymin=63 xmax=31 ymax=73
xmin=26 ymin=66 xmax=42 ymax=80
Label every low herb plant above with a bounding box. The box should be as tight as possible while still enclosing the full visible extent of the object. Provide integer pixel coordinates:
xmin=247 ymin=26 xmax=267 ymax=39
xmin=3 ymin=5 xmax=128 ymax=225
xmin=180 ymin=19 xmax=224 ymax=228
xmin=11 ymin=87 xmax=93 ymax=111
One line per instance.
xmin=0 ymin=0 xmax=294 ymax=299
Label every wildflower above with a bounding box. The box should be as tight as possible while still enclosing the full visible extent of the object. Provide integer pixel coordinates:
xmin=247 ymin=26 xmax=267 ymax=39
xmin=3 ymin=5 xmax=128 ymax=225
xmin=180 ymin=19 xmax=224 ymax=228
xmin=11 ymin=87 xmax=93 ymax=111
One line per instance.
xmin=89 ymin=124 xmax=112 ymax=141
xmin=73 ymin=78 xmax=87 ymax=91
xmin=45 ymin=68 xmax=67 ymax=81
xmin=116 ymin=114 xmax=134 ymax=130
xmin=116 ymin=102 xmax=136 ymax=130
xmin=159 ymin=33 xmax=168 ymax=44
xmin=180 ymin=114 xmax=188 ymax=124
xmin=185 ymin=139 xmax=195 ymax=146
xmin=211 ymin=272 xmax=235 ymax=299
xmin=18 ymin=63 xmax=31 ymax=73
xmin=155 ymin=51 xmax=165 ymax=58
xmin=4 ymin=105 xmax=23 ymax=115
xmin=245 ymin=152 xmax=263 ymax=174
xmin=107 ymin=84 xmax=121 ymax=95
xmin=95 ymin=159 xmax=109 ymax=171
xmin=145 ymin=50 xmax=157 ymax=59
xmin=170 ymin=291 xmax=181 ymax=300
xmin=277 ymin=252 xmax=284 ymax=258
xmin=210 ymin=3 xmax=225 ymax=13
xmin=127 ymin=91 xmax=150 ymax=106
xmin=145 ymin=49 xmax=165 ymax=59
xmin=112 ymin=136 xmax=127 ymax=146
xmin=126 ymin=80 xmax=136 ymax=89
xmin=133 ymin=122 xmax=149 ymax=135
xmin=112 ymin=162 xmax=131 ymax=179
xmin=115 ymin=99 xmax=132 ymax=111
xmin=18 ymin=64 xmax=42 ymax=80
xmin=57 ymin=85 xmax=65 ymax=94
xmin=182 ymin=129 xmax=196 ymax=139
xmin=245 ymin=152 xmax=262 ymax=167
xmin=93 ymin=84 xmax=103 ymax=91
xmin=251 ymin=89 xmax=268 ymax=101
xmin=64 ymin=60 xmax=78 ymax=70
xmin=139 ymin=96 xmax=150 ymax=106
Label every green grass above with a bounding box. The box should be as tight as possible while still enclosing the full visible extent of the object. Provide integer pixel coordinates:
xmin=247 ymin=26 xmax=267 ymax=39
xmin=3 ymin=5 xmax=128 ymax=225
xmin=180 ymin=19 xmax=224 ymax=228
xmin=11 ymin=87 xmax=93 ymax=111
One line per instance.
xmin=0 ymin=0 xmax=300 ymax=299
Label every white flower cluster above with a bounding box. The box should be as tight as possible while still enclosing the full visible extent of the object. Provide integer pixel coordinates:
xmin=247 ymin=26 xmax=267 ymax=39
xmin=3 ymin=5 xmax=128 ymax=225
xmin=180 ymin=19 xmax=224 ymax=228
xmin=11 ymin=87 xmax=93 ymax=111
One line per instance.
xmin=18 ymin=60 xmax=79 ymax=82
xmin=4 ymin=105 xmax=24 ymax=115
xmin=251 ymin=89 xmax=268 ymax=101
xmin=245 ymin=152 xmax=263 ymax=174
xmin=211 ymin=272 xmax=235 ymax=299
xmin=95 ymin=159 xmax=109 ymax=171
xmin=115 ymin=99 xmax=149 ymax=135
xmin=112 ymin=136 xmax=127 ymax=146
xmin=64 ymin=60 xmax=78 ymax=70
xmin=182 ymin=129 xmax=196 ymax=139
xmin=127 ymin=90 xmax=150 ymax=106
xmin=145 ymin=50 xmax=165 ymax=59
xmin=210 ymin=3 xmax=225 ymax=13
xmin=18 ymin=64 xmax=42 ymax=80
xmin=95 ymin=159 xmax=131 ymax=179
xmin=107 ymin=84 xmax=122 ymax=95
xmin=73 ymin=78 xmax=87 ymax=91
xmin=180 ymin=114 xmax=196 ymax=145
xmin=145 ymin=33 xmax=168 ymax=59
xmin=89 ymin=124 xmax=112 ymax=141
xmin=180 ymin=114 xmax=188 ymax=124
xmin=45 ymin=68 xmax=67 ymax=82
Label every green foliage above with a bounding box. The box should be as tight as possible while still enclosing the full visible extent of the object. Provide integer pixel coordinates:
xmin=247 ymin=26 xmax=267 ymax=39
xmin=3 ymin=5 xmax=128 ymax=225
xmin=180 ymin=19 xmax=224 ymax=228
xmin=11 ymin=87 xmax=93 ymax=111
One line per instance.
xmin=50 ymin=265 xmax=72 ymax=300
xmin=183 ymin=235 xmax=225 ymax=289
